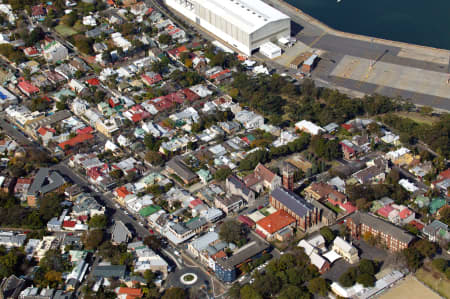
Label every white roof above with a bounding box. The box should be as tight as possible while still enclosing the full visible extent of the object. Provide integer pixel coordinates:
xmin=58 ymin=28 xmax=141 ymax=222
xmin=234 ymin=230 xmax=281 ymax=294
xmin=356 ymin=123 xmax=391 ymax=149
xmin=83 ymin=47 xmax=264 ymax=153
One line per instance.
xmin=260 ymin=41 xmax=281 ymax=53
xmin=295 ymin=120 xmax=324 ymax=135
xmin=307 ymin=234 xmax=325 ymax=248
xmin=298 ymin=239 xmax=315 ymax=256
xmin=310 ymin=252 xmax=327 ymax=269
xmin=323 ymin=250 xmax=342 ymax=263
xmin=196 ymin=0 xmax=289 ymax=35
xmin=333 ymin=236 xmax=356 ymax=254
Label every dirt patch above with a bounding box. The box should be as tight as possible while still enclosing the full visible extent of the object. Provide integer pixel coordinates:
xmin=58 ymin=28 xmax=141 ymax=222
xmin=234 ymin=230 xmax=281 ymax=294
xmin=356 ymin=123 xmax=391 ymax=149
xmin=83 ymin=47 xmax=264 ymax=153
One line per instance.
xmin=379 ymin=275 xmax=441 ymax=299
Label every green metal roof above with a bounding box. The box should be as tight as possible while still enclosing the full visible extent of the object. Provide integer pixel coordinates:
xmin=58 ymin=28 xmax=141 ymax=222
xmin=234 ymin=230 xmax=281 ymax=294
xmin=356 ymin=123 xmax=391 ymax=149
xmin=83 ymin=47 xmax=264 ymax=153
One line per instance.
xmin=139 ymin=205 xmax=161 ymax=217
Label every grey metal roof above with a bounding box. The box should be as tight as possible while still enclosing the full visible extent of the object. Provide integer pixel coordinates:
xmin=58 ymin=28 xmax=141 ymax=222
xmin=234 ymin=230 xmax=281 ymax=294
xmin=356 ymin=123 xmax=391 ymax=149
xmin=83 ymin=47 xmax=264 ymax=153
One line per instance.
xmin=112 ymin=221 xmax=132 ymax=244
xmin=216 ymin=240 xmax=269 ymax=270
xmin=92 ymin=265 xmax=126 ymax=278
xmin=423 ymin=220 xmax=448 ymax=235
xmin=167 ymin=157 xmax=197 ymax=182
xmin=171 ymin=223 xmax=190 ymax=235
xmin=350 ymin=212 xmax=415 ymax=244
xmin=271 ymin=187 xmax=314 ymax=218
xmin=228 ymin=175 xmax=251 ymax=196
xmin=185 ymin=217 xmax=207 ymax=231
xmin=28 ymin=168 xmax=65 ymax=197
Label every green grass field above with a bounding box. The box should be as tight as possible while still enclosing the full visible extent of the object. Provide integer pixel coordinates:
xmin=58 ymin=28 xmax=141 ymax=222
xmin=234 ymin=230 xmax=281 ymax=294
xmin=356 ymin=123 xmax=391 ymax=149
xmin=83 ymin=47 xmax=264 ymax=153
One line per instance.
xmin=394 ymin=111 xmax=439 ymax=125
xmin=55 ymin=24 xmax=78 ymax=37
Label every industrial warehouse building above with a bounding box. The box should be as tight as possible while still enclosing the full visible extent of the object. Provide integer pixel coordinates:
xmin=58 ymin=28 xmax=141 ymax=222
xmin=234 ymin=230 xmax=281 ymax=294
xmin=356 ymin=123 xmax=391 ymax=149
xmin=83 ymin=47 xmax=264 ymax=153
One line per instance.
xmin=165 ymin=0 xmax=291 ymax=55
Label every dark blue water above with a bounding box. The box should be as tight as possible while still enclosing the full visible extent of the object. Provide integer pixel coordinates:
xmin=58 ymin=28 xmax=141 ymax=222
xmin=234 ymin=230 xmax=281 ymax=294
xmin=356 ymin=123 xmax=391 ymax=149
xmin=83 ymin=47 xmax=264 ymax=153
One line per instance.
xmin=285 ymin=0 xmax=450 ymax=50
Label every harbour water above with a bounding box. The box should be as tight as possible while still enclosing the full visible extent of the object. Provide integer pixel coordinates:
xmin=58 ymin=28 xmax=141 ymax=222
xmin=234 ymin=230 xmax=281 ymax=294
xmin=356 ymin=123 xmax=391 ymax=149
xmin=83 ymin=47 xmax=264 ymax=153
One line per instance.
xmin=285 ymin=0 xmax=450 ymax=50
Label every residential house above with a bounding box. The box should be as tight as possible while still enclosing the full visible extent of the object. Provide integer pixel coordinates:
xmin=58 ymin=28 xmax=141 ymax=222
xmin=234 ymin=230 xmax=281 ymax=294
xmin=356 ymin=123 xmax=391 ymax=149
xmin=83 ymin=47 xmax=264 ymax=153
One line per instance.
xmin=423 ymin=220 xmax=449 ymax=243
xmin=43 ymin=41 xmax=68 ymax=62
xmin=166 ymin=157 xmax=198 ymax=185
xmin=304 ymin=182 xmax=356 ymax=214
xmin=226 ymin=175 xmax=255 ymax=204
xmin=353 ymin=157 xmax=389 ymax=184
xmin=234 ymin=110 xmax=264 ymax=129
xmin=0 ymin=275 xmax=26 ymax=299
xmin=214 ymin=195 xmax=244 ymax=215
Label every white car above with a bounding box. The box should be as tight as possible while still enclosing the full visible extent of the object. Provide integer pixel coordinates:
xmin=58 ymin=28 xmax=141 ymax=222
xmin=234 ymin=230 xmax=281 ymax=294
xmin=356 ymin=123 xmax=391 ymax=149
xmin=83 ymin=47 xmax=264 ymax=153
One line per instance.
xmin=249 ymin=278 xmax=255 ymax=284
xmin=174 ymin=250 xmax=180 ymax=256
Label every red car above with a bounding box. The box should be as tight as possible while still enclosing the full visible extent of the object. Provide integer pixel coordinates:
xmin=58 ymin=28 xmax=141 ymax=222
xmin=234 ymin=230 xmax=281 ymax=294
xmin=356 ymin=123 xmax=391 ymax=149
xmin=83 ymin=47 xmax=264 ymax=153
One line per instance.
xmin=149 ymin=229 xmax=154 ymax=234
xmin=258 ymin=206 xmax=263 ymax=210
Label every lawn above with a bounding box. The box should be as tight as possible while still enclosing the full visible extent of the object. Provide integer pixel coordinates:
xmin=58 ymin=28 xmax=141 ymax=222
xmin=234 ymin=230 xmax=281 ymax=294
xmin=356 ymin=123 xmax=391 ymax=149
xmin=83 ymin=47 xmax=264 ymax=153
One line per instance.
xmin=55 ymin=24 xmax=78 ymax=37
xmin=415 ymin=266 xmax=450 ymax=299
xmin=394 ymin=111 xmax=439 ymax=125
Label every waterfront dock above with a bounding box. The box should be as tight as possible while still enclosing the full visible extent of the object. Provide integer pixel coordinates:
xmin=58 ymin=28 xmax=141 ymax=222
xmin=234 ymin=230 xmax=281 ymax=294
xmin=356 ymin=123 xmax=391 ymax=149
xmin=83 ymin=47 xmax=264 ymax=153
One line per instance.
xmin=263 ymin=0 xmax=450 ymax=111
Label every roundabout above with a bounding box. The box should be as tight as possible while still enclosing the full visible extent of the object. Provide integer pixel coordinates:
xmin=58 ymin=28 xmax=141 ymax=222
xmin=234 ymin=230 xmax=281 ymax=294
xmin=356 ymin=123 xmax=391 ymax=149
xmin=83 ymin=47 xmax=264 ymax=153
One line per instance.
xmin=180 ymin=273 xmax=198 ymax=285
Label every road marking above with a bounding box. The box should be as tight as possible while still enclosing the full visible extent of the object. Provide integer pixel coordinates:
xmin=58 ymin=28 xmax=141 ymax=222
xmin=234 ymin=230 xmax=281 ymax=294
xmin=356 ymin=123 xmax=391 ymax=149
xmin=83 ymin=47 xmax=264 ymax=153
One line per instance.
xmin=308 ymin=32 xmax=326 ymax=48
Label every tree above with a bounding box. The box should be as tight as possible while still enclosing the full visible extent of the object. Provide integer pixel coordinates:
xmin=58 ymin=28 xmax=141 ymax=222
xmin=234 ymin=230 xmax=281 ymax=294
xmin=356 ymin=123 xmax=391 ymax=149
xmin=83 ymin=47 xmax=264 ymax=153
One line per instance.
xmin=319 ymin=227 xmax=336 ymax=245
xmin=307 ymin=277 xmax=328 ymax=296
xmin=402 ymin=247 xmax=423 ymax=271
xmin=439 ymin=206 xmax=450 ymax=225
xmin=144 ymin=270 xmax=156 ymax=285
xmin=339 ymin=267 xmax=357 ymax=287
xmin=143 ymin=236 xmax=162 ymax=251
xmin=414 ymin=239 xmax=437 ymax=258
xmin=228 ymin=283 xmax=241 ymax=299
xmin=356 ymin=273 xmax=376 ymax=287
xmin=158 ymin=34 xmax=171 ymax=45
xmin=219 ymin=220 xmax=247 ymax=244
xmin=358 ymin=259 xmax=376 ymax=275
xmin=162 ymin=287 xmax=186 ymax=299
xmin=145 ymin=151 xmax=163 ymax=166
xmin=82 ymin=229 xmax=104 ymax=250
xmin=88 ymin=215 xmax=107 ymax=229
xmin=109 ymin=169 xmax=123 ymax=180
xmin=432 ymin=258 xmax=448 ymax=273
xmin=278 ymin=285 xmax=310 ymax=299
xmin=56 ymin=98 xmax=68 ymax=111
xmin=240 ymin=285 xmax=262 ymax=299
xmin=61 ymin=12 xmax=77 ymax=26
xmin=214 ymin=167 xmax=232 ymax=181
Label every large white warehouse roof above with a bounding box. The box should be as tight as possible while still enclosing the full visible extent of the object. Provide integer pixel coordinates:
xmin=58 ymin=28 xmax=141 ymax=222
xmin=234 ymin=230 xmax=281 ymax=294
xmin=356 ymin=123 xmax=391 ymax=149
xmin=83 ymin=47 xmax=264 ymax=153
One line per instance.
xmin=195 ymin=0 xmax=290 ymax=34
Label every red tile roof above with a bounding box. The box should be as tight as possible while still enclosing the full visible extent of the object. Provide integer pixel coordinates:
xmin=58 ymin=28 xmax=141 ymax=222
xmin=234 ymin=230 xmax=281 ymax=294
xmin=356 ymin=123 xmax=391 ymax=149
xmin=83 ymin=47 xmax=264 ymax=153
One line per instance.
xmin=209 ymin=69 xmax=231 ymax=80
xmin=37 ymin=127 xmax=55 ymax=136
xmin=141 ymin=73 xmax=162 ymax=85
xmin=63 ymin=220 xmax=76 ymax=228
xmin=17 ymin=78 xmax=39 ymax=95
xmin=377 ymin=205 xmax=394 ymax=218
xmin=117 ymin=287 xmax=143 ymax=298
xmin=58 ymin=133 xmax=94 ymax=150
xmin=76 ymin=126 xmax=93 ymax=134
xmin=115 ymin=186 xmax=130 ymax=198
xmin=256 ymin=210 xmax=295 ymax=235
xmin=24 ymin=47 xmax=39 ymax=56
xmin=86 ymin=78 xmax=100 ymax=86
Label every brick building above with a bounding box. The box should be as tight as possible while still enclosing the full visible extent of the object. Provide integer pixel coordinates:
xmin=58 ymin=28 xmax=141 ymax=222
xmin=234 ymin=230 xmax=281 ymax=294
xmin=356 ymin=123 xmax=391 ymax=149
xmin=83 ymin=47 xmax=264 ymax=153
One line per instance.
xmin=346 ymin=212 xmax=415 ymax=252
xmin=269 ymin=187 xmax=321 ymax=231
